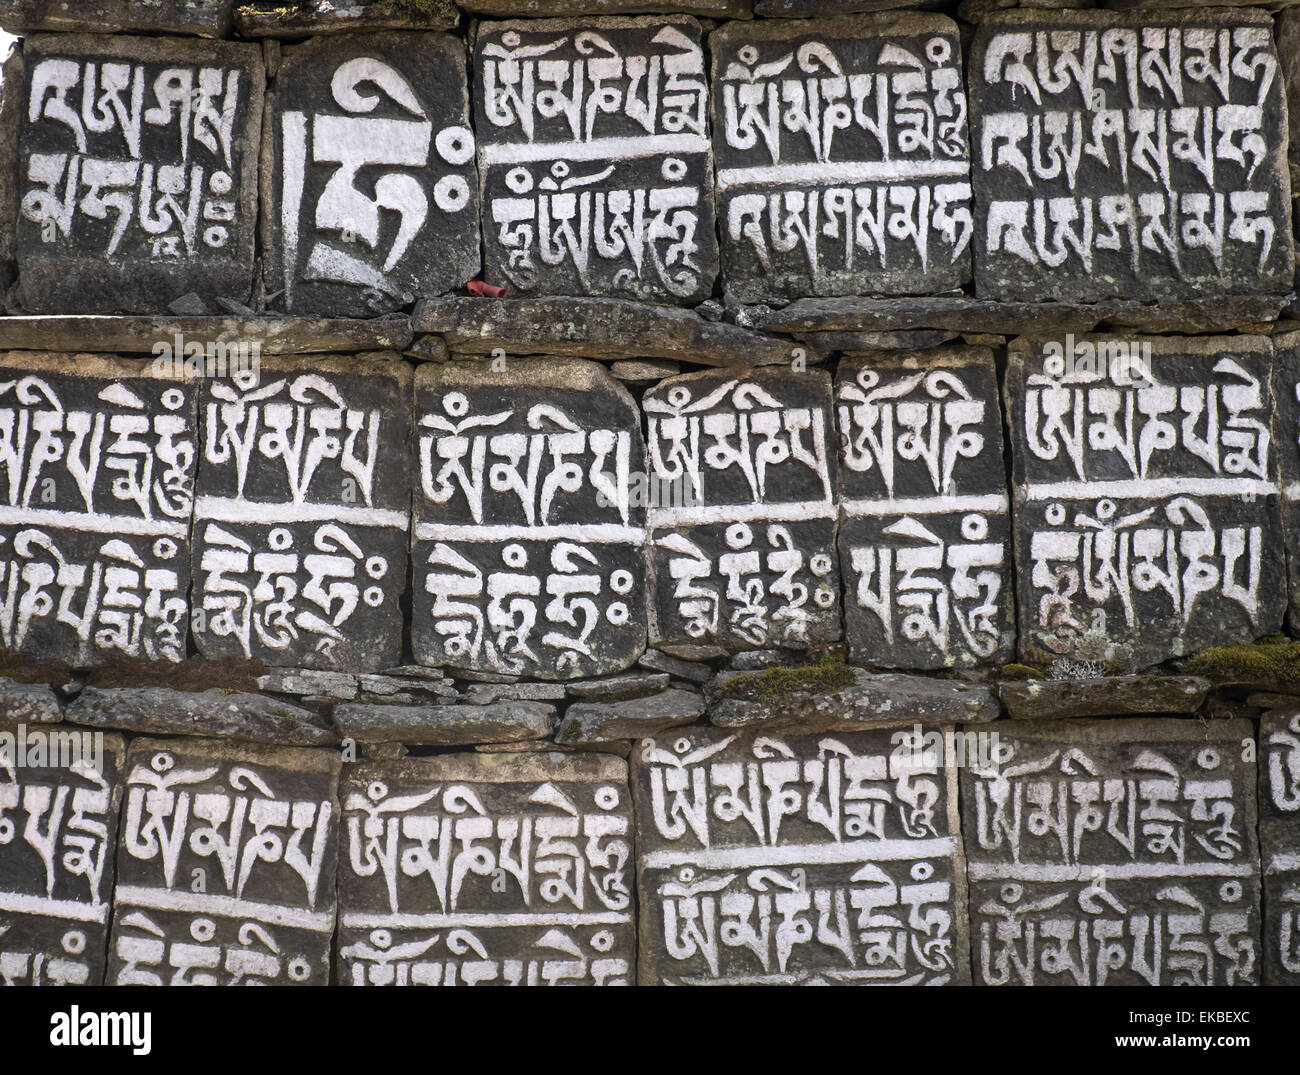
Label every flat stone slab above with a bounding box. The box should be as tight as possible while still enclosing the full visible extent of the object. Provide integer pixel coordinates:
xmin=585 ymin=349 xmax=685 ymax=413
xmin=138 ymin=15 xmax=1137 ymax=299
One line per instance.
xmin=412 ymin=359 xmax=648 ymax=679
xmin=968 ymin=9 xmax=1295 ymax=303
xmin=757 ymin=0 xmax=943 ymax=13
xmin=0 ymin=352 xmax=197 ymax=666
xmin=1102 ymin=295 xmax=1292 ymax=335
xmin=472 ymin=16 xmax=718 ymax=303
xmin=0 ymin=677 xmax=61 ymax=726
xmin=0 ymin=730 xmax=123 ymax=985
xmin=1261 ymin=708 xmax=1300 ymax=983
xmin=267 ymin=32 xmax=480 ymax=316
xmin=837 ymin=348 xmax=1013 ymax=669
xmin=753 ymin=296 xmax=1118 ymax=335
xmin=1006 ymin=334 xmax=1285 ymax=670
xmin=801 ymin=329 xmax=959 ymax=351
xmin=637 ymin=647 xmax=713 ymax=683
xmin=633 ymin=725 xmax=970 ymax=984
xmin=962 ymin=718 xmax=1261 ymax=985
xmin=17 ymin=35 xmax=264 ymax=313
xmin=556 ymin=687 xmax=704 ymax=744
xmin=999 ymin=675 xmax=1212 ymax=719
xmin=415 ymin=296 xmax=807 ymax=367
xmin=710 ymin=14 xmax=972 ymax=303
xmin=65 ymin=686 xmax=336 ymax=745
xmin=463 ymin=0 xmax=749 ymax=14
xmin=0 ymin=0 xmax=234 ymax=35
xmin=190 ymin=356 xmax=411 ymax=672
xmin=645 ymin=367 xmax=841 ymax=653
xmin=234 ymin=0 xmax=456 ymax=35
xmin=337 ymin=751 xmax=634 ymax=985
xmin=332 ymin=700 xmax=557 ymax=745
xmin=107 ymin=738 xmax=340 ymax=985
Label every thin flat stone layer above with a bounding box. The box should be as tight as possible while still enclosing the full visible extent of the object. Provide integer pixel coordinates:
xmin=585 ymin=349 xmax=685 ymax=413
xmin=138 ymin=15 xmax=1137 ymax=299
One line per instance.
xmin=337 ymin=752 xmax=634 ymax=985
xmin=235 ymin=0 xmax=457 ymax=35
xmin=999 ymin=675 xmax=1212 ymax=719
xmin=753 ymin=295 xmax=1117 ymax=335
xmin=0 ymin=0 xmax=234 ymax=36
xmin=462 ymin=0 xmax=749 ymax=14
xmin=1261 ymin=708 xmax=1300 ymax=984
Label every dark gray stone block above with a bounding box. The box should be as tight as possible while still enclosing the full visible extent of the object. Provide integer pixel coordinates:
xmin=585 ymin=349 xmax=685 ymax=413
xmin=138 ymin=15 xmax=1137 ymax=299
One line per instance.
xmin=1261 ymin=708 xmax=1300 ymax=983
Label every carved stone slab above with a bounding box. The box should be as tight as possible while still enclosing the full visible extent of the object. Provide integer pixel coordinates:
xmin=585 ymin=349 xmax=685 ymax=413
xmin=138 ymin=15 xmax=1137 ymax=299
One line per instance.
xmin=107 ymin=738 xmax=340 ymax=986
xmin=1270 ymin=329 xmax=1300 ymax=630
xmin=17 ymin=35 xmax=264 ymax=313
xmin=0 ymin=352 xmax=196 ymax=666
xmin=1260 ymin=709 xmax=1300 ymax=984
xmin=633 ymin=725 xmax=970 ymax=985
xmin=411 ymin=359 xmax=648 ymax=679
xmin=337 ymin=751 xmax=634 ymax=986
xmin=0 ymin=1 xmax=235 ymax=37
xmin=962 ymin=718 xmax=1260 ymax=986
xmin=0 ymin=730 xmax=124 ymax=985
xmin=644 ymin=367 xmax=841 ymax=653
xmin=968 ymin=10 xmax=1295 ymax=303
xmin=710 ymin=14 xmax=972 ymax=303
xmin=1006 ymin=334 xmax=1284 ymax=671
xmin=267 ymin=33 xmax=480 ymax=317
xmin=190 ymin=356 xmax=411 ymax=673
xmin=837 ymin=348 xmax=1012 ymax=669
xmin=472 ymin=16 xmax=718 ymax=303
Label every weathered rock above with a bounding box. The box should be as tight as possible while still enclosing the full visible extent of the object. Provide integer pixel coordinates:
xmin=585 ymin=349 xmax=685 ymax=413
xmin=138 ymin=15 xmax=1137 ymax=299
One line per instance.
xmin=710 ymin=14 xmax=971 ymax=303
xmin=798 ymin=330 xmax=959 ymax=352
xmin=1281 ymin=10 xmax=1300 ymax=193
xmin=332 ymin=700 xmax=556 ymax=745
xmin=1260 ymin=709 xmax=1300 ymax=984
xmin=633 ymin=726 xmax=970 ymax=984
xmin=191 ymin=356 xmax=411 ymax=673
xmin=336 ymin=751 xmax=634 ymax=985
xmin=0 ymin=677 xmax=60 ymax=726
xmin=565 ymin=672 xmax=669 ymax=702
xmin=1102 ymin=294 xmax=1292 ymax=335
xmin=608 ymin=359 xmax=680 ymax=384
xmin=234 ymin=0 xmax=456 ymax=36
xmin=1272 ymin=330 xmax=1300 ymax=631
xmin=556 ymin=687 xmax=703 ymax=743
xmin=1007 ymin=334 xmax=1285 ymax=670
xmin=0 ymin=41 xmax=22 ymax=295
xmin=727 ymin=649 xmax=789 ymax=670
xmin=655 ymin=641 xmax=729 ymax=661
xmin=707 ymin=667 xmax=1000 ymax=729
xmin=0 ymin=352 xmax=196 ymax=667
xmin=459 ymin=681 xmax=567 ymax=704
xmin=65 ymin=686 xmax=336 ymax=745
xmin=17 ymin=35 xmax=264 ymax=313
xmin=0 ymin=730 xmax=123 ymax=985
xmin=355 ymin=673 xmax=459 ymax=700
xmin=999 ymin=675 xmax=1212 ymax=719
xmin=753 ymin=296 xmax=1117 ymax=335
xmin=473 ymin=16 xmax=717 ymax=303
xmin=968 ymin=10 xmax=1295 ymax=303
xmin=266 ymin=32 xmax=479 ymax=316
xmin=412 ymin=359 xmax=647 ymax=679
xmin=756 ymin=0 xmax=943 ymax=13
xmin=963 ymin=718 xmax=1260 ymax=985
xmin=414 ymin=296 xmax=807 ymax=367
xmin=462 ymin=0 xmax=749 ymax=15
xmin=107 ymin=738 xmax=341 ymax=985
xmin=637 ymin=648 xmax=713 ymax=683
xmin=837 ymin=348 xmax=1013 ymax=669
xmin=0 ymin=0 xmax=234 ymax=35
xmin=257 ymin=669 xmax=358 ymax=701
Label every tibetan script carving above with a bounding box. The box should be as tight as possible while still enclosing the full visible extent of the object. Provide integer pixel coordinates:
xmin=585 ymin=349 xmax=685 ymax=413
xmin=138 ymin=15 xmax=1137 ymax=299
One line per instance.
xmin=1261 ymin=709 xmax=1300 ymax=984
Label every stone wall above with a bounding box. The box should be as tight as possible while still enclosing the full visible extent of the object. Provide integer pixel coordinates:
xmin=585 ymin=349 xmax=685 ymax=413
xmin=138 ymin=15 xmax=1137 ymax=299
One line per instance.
xmin=0 ymin=0 xmax=1298 ymax=988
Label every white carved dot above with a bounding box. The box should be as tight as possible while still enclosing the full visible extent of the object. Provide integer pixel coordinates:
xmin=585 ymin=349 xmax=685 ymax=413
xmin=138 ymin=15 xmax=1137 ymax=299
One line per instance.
xmin=444 ymin=391 xmax=469 ymax=417
xmin=609 ymin=569 xmax=634 ymax=595
xmin=154 ymin=537 xmax=178 ymax=560
xmin=209 ymin=170 xmax=233 ymax=195
xmin=1045 ymin=502 xmax=1066 ymax=526
xmin=926 ymin=37 xmax=952 ymax=64
xmin=595 ymin=785 xmax=620 ymax=810
xmin=1220 ymin=881 xmax=1243 ymax=902
xmin=370 ymin=929 xmax=392 ymax=949
xmin=809 ymin=553 xmax=832 ymax=576
xmin=287 ymin=957 xmax=312 ymax=982
xmin=1095 ymin=498 xmax=1116 ymax=521
xmin=501 ymin=30 xmax=521 ymax=47
xmin=433 ymin=174 xmax=470 ymax=214
xmin=368 ymin=780 xmax=388 ymax=801
xmin=674 ymin=737 xmax=691 ymax=754
xmin=365 ymin=556 xmax=388 ymax=580
xmin=62 ymin=930 xmax=86 ymax=955
xmin=363 ymin=586 xmax=384 ymax=608
xmin=203 ymin=226 xmax=229 ymax=248
xmin=667 ymin=386 xmax=691 ymax=408
xmin=435 ymin=125 xmax=475 ymax=166
xmin=911 ymin=861 xmax=934 ymax=882
xmin=661 ymin=156 xmax=687 ymax=182
xmin=233 ymin=369 xmax=260 ymax=391
xmin=550 ymin=160 xmax=570 ymax=180
xmin=590 ymin=930 xmax=614 ymax=953
xmin=1043 ymin=352 xmax=1065 ymax=378
xmin=678 ymin=866 xmax=695 ymax=883
xmin=505 ymin=166 xmax=534 ymax=194
xmin=161 ymin=387 xmax=185 ymax=411
xmin=503 ymin=543 xmax=527 ymax=568
xmin=725 ymin=523 xmax=753 ymax=549
xmin=1197 ymin=747 xmax=1220 ymax=770
xmin=1001 ymin=883 xmax=1023 ymax=904
xmin=606 ymin=602 xmax=628 ymax=625
xmin=814 ymin=585 xmax=835 ymax=608
xmin=152 ymin=752 xmax=174 ymax=773
xmin=269 ymin=527 xmax=293 ymax=551
xmin=191 ymin=918 xmax=217 ymax=943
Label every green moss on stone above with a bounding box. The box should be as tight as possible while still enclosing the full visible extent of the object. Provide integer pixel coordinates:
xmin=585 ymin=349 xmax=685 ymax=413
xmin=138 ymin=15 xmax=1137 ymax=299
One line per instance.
xmin=999 ymin=663 xmax=1042 ymax=681
xmin=709 ymin=653 xmax=855 ymax=704
xmin=1184 ymin=638 xmax=1300 ymax=685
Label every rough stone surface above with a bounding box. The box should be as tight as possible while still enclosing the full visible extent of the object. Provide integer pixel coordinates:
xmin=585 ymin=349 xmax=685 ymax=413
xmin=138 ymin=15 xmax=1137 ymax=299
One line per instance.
xmin=459 ymin=682 xmax=567 ymax=704
xmin=0 ymin=352 xmax=196 ymax=667
xmin=963 ymin=718 xmax=1261 ymax=985
xmin=257 ymin=669 xmax=358 ymax=701
xmin=333 ymin=700 xmax=557 ymax=745
xmin=0 ymin=0 xmax=234 ymax=36
xmin=968 ymin=10 xmax=1295 ymax=303
xmin=633 ymin=725 xmax=970 ymax=984
xmin=757 ymin=0 xmax=943 ymax=13
xmin=17 ymin=35 xmax=265 ymax=314
xmin=234 ymin=0 xmax=456 ymax=36
xmin=1271 ymin=330 xmax=1300 ymax=630
xmin=556 ymin=687 xmax=704 ymax=743
xmin=107 ymin=738 xmax=340 ymax=985
xmin=65 ymin=686 xmax=335 ymax=745
xmin=463 ymin=0 xmax=749 ymax=14
xmin=1260 ymin=708 xmax=1300 ymax=984
xmin=645 ymin=367 xmax=841 ymax=653
xmin=753 ymin=296 xmax=1118 ymax=335
xmin=565 ymin=672 xmax=670 ymax=701
xmin=800 ymin=330 xmax=959 ymax=351
xmin=336 ymin=751 xmax=634 ymax=985
xmin=191 ymin=356 xmax=410 ymax=673
xmin=710 ymin=14 xmax=971 ymax=303
xmin=473 ymin=16 xmax=717 ymax=303
xmin=0 ymin=677 xmax=61 ymax=726
xmin=0 ymin=730 xmax=123 ymax=985
xmin=0 ymin=42 xmax=22 ymax=295
xmin=412 ymin=359 xmax=647 ymax=679
xmin=415 ymin=296 xmax=808 ymax=367
xmin=1281 ymin=10 xmax=1300 ymax=194
xmin=266 ymin=33 xmax=479 ymax=317
xmin=637 ymin=647 xmax=713 ymax=682
xmin=999 ymin=675 xmax=1212 ymax=719
xmin=837 ymin=348 xmax=1013 ymax=669
xmin=609 ymin=359 xmax=680 ymax=384
xmin=1007 ymin=334 xmax=1285 ymax=670
xmin=1103 ymin=294 xmax=1292 ymax=335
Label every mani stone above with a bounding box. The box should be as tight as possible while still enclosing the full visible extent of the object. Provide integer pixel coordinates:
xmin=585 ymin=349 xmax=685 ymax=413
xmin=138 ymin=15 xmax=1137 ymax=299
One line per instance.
xmin=1260 ymin=708 xmax=1300 ymax=984
xmin=0 ymin=1 xmax=234 ymax=36
xmin=16 ymin=35 xmax=264 ymax=314
xmin=332 ymin=700 xmax=557 ymax=746
xmin=266 ymin=33 xmax=480 ymax=317
xmin=1271 ymin=330 xmax=1300 ymax=631
xmin=0 ymin=352 xmax=197 ymax=667
xmin=190 ymin=356 xmax=411 ymax=673
xmin=1005 ymin=334 xmax=1285 ymax=671
xmin=962 ymin=718 xmax=1260 ymax=986
xmin=234 ymin=0 xmax=457 ymax=36
xmin=107 ymin=738 xmax=340 ymax=986
xmin=633 ymin=725 xmax=970 ymax=985
xmin=968 ymin=10 xmax=1296 ymax=303
xmin=472 ymin=16 xmax=718 ymax=304
xmin=0 ymin=730 xmax=123 ymax=985
xmin=644 ymin=367 xmax=841 ymax=654
xmin=411 ymin=359 xmax=648 ymax=679
xmin=709 ymin=14 xmax=972 ymax=304
xmin=837 ymin=348 xmax=1013 ymax=670
xmin=998 ymin=674 xmax=1212 ymax=720
xmin=0 ymin=41 xmax=21 ymax=295
xmin=337 ymin=751 xmax=635 ymax=985
xmin=1280 ymin=10 xmax=1300 ymax=192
